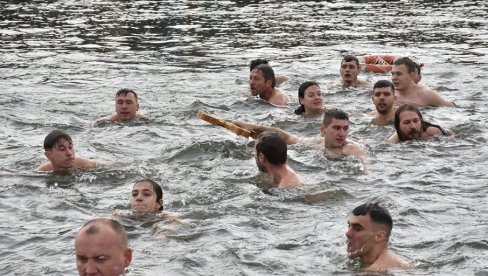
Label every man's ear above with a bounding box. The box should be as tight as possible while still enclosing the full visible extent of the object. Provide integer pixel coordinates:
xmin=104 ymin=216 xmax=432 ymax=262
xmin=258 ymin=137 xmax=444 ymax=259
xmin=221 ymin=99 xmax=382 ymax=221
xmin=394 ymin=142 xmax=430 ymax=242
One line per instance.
xmin=265 ymin=79 xmax=272 ymax=88
xmin=257 ymin=152 xmax=266 ymax=163
xmin=375 ymin=230 xmax=387 ymax=242
xmin=136 ymin=103 xmax=140 ymax=111
xmin=124 ymin=248 xmax=132 ymax=267
xmin=320 ymin=123 xmax=326 ymax=137
xmin=44 ymin=150 xmax=52 ymax=161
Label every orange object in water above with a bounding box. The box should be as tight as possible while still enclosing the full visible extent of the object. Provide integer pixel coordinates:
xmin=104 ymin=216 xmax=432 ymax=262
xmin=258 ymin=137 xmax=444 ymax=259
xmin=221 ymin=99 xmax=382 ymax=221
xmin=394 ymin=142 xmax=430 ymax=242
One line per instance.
xmin=197 ymin=111 xmax=258 ymax=139
xmin=359 ymin=54 xmax=396 ymax=73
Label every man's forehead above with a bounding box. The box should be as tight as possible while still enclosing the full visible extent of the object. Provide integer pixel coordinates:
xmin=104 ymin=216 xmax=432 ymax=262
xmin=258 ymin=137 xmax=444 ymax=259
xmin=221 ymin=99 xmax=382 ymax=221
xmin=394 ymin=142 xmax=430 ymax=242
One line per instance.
xmin=342 ymin=60 xmax=357 ymax=66
xmin=348 ymin=214 xmax=371 ymax=225
xmin=374 ymin=87 xmax=394 ymax=93
xmin=54 ymin=138 xmax=72 ymax=146
xmin=329 ymin=118 xmax=349 ymax=126
xmin=251 ymin=69 xmax=264 ymax=76
xmin=116 ymin=93 xmax=136 ymax=100
xmin=400 ymin=110 xmax=420 ymax=120
xmin=392 ymin=64 xmax=408 ymax=72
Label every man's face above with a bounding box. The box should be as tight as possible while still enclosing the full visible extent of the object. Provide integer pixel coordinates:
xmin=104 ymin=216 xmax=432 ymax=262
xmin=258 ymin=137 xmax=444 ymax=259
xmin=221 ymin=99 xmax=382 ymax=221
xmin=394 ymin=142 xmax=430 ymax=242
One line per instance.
xmin=115 ymin=93 xmax=139 ymax=121
xmin=345 ymin=214 xmax=377 ymax=259
xmin=75 ymin=227 xmax=131 ymax=276
xmin=398 ymin=110 xmax=422 ymax=140
xmin=320 ymin=118 xmax=349 ymax=148
xmin=130 ymin=181 xmax=161 ymax=213
xmin=372 ymin=87 xmax=396 ymax=115
xmin=340 ymin=60 xmax=359 ymax=82
xmin=45 ymin=138 xmax=75 ymax=170
xmin=391 ymin=64 xmax=414 ymax=90
xmin=249 ymin=69 xmax=270 ymax=97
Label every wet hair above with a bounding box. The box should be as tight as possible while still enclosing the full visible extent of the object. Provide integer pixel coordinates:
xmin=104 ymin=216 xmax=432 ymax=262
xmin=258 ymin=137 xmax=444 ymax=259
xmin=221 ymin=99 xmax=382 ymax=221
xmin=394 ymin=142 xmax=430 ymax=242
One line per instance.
xmin=133 ymin=179 xmax=163 ymax=210
xmin=373 ymin=80 xmax=395 ymax=94
xmin=116 ymin=88 xmax=138 ymax=102
xmin=43 ymin=130 xmax=72 ymax=150
xmin=295 ymin=81 xmax=320 ymax=115
xmin=250 ymin=59 xmax=269 ymax=71
xmin=256 ymin=131 xmax=287 ymax=165
xmin=394 ymin=104 xmax=449 ymax=141
xmin=253 ymin=64 xmax=276 ymax=88
xmin=341 ymin=55 xmax=360 ymax=67
xmin=79 ymin=218 xmax=128 ymax=247
xmin=322 ymin=108 xmax=349 ymax=126
xmin=352 ymin=202 xmax=392 ymax=238
xmin=393 ymin=57 xmax=418 ymax=73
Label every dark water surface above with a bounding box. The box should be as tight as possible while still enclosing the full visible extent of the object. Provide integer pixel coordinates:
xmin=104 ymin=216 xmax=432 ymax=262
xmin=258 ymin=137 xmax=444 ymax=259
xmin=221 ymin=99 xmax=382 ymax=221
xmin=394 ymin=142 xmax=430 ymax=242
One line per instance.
xmin=1 ymin=0 xmax=487 ymax=275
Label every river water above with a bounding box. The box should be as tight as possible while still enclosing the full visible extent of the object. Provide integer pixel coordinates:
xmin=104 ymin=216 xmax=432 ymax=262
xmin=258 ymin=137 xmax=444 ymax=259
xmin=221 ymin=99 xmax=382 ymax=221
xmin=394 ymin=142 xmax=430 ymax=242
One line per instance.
xmin=1 ymin=0 xmax=487 ymax=275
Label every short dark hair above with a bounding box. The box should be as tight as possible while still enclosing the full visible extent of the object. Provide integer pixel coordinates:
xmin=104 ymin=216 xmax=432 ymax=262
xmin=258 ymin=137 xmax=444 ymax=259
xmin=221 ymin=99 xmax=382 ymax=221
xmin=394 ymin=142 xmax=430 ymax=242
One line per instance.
xmin=295 ymin=81 xmax=320 ymax=115
xmin=116 ymin=89 xmax=138 ymax=102
xmin=255 ymin=131 xmax=287 ymax=165
xmin=134 ymin=179 xmax=163 ymax=211
xmin=80 ymin=218 xmax=128 ymax=247
xmin=323 ymin=108 xmax=349 ymax=126
xmin=352 ymin=202 xmax=392 ymax=238
xmin=250 ymin=59 xmax=269 ymax=71
xmin=373 ymin=80 xmax=395 ymax=94
xmin=43 ymin=130 xmax=72 ymax=150
xmin=342 ymin=55 xmax=360 ymax=67
xmin=253 ymin=64 xmax=276 ymax=88
xmin=393 ymin=57 xmax=417 ymax=73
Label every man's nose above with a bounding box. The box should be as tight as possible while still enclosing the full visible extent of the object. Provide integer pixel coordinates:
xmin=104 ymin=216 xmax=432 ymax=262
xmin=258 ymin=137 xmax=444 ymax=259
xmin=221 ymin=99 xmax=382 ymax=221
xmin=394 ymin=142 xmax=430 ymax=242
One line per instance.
xmin=85 ymin=260 xmax=98 ymax=274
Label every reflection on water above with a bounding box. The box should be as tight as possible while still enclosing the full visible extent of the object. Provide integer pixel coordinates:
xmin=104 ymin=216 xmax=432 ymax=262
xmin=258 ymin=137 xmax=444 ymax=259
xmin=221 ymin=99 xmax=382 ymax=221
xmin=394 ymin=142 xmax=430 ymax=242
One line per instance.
xmin=1 ymin=0 xmax=488 ymax=275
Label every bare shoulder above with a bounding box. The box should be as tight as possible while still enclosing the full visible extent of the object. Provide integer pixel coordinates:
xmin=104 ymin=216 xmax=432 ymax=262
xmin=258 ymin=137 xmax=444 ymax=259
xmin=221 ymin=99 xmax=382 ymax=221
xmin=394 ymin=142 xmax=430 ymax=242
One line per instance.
xmin=136 ymin=113 xmax=150 ymax=121
xmin=418 ymin=86 xmax=454 ymax=107
xmin=366 ymin=250 xmax=411 ymax=272
xmin=75 ymin=157 xmax=98 ymax=169
xmin=358 ymin=79 xmax=373 ymax=88
xmin=272 ymin=88 xmax=290 ymax=105
xmin=388 ymin=133 xmax=399 ymax=143
xmin=36 ymin=162 xmax=53 ymax=172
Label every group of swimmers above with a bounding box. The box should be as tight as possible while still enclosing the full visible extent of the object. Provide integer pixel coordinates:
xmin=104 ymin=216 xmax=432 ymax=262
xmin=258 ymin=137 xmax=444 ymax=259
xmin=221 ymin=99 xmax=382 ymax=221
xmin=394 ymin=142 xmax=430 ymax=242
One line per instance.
xmin=36 ymin=54 xmax=456 ymax=274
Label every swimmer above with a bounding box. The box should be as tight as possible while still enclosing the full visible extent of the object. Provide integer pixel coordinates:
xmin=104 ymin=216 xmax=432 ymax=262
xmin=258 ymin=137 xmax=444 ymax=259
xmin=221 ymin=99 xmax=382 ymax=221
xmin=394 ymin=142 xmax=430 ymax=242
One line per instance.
xmin=99 ymin=89 xmax=149 ymax=123
xmin=130 ymin=179 xmax=164 ymax=214
xmin=36 ymin=130 xmax=97 ymax=173
xmin=346 ymin=202 xmax=410 ymax=272
xmin=388 ymin=104 xmax=454 ymax=143
xmin=358 ymin=54 xmax=423 ymax=84
xmin=130 ymin=179 xmax=180 ymax=219
xmin=340 ymin=55 xmax=373 ymax=89
xmin=294 ymin=81 xmax=328 ymax=117
xmin=234 ymin=109 xmax=367 ymax=163
xmin=369 ymin=80 xmax=397 ymax=126
xmin=75 ymin=218 xmax=132 ymax=276
xmin=249 ymin=59 xmax=289 ymax=87
xmin=249 ymin=64 xmax=291 ymax=106
xmin=254 ymin=131 xmax=303 ymax=189
xmin=392 ymin=57 xmax=454 ymax=107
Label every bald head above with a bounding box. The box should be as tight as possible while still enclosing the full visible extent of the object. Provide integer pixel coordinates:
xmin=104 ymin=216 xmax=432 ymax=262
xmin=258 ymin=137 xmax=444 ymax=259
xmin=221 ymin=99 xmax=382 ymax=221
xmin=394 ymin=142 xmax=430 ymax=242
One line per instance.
xmin=75 ymin=218 xmax=132 ymax=276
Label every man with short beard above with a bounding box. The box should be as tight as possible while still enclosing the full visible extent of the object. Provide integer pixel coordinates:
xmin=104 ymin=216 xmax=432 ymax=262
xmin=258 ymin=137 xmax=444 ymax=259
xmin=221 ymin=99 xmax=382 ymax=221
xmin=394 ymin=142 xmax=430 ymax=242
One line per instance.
xmin=370 ymin=80 xmax=397 ymax=126
xmin=346 ymin=203 xmax=410 ymax=272
xmin=388 ymin=103 xmax=453 ymax=143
